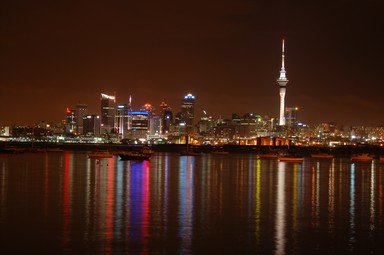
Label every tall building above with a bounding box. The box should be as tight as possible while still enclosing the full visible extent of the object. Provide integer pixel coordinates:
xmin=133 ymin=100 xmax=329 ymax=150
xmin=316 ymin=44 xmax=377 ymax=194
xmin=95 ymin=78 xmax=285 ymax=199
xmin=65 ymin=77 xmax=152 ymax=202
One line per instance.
xmin=285 ymin=107 xmax=298 ymax=127
xmin=130 ymin=111 xmax=149 ymax=140
xmin=277 ymin=38 xmax=289 ymax=126
xmin=116 ymin=104 xmax=129 ymax=138
xmin=159 ymin=101 xmax=173 ymax=135
xmin=76 ymin=103 xmax=87 ymax=135
xmin=65 ymin=107 xmax=76 ymax=134
xmin=83 ymin=114 xmax=100 ymax=136
xmin=100 ymin=93 xmax=116 ymax=134
xmin=181 ymin=93 xmax=195 ymax=134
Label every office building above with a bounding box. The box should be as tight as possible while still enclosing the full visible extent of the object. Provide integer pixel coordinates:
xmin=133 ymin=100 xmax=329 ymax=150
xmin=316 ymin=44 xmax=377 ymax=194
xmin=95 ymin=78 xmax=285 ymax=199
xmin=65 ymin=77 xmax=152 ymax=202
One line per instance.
xmin=65 ymin=107 xmax=77 ymax=134
xmin=76 ymin=103 xmax=87 ymax=134
xmin=116 ymin=104 xmax=129 ymax=138
xmin=130 ymin=111 xmax=149 ymax=140
xmin=181 ymin=93 xmax=195 ymax=134
xmin=159 ymin=101 xmax=173 ymax=135
xmin=83 ymin=115 xmax=100 ymax=136
xmin=285 ymin=107 xmax=298 ymax=127
xmin=100 ymin=93 xmax=116 ymax=134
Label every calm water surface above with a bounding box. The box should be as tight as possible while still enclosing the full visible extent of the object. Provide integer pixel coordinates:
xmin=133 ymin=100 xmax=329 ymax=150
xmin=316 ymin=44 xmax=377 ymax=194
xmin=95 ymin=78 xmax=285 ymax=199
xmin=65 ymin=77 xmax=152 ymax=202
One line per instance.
xmin=1 ymin=151 xmax=384 ymax=254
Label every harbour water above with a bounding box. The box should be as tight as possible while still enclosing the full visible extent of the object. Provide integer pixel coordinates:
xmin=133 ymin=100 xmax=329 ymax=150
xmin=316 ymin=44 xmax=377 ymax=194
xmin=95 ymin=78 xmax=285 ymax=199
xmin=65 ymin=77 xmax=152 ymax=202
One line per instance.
xmin=1 ymin=151 xmax=384 ymax=254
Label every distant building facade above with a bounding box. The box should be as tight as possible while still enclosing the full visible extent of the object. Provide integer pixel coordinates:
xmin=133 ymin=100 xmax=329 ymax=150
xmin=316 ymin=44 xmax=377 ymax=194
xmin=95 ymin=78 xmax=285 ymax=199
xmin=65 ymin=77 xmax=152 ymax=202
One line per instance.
xmin=129 ymin=111 xmax=149 ymax=140
xmin=65 ymin=107 xmax=76 ymax=134
xmin=100 ymin=93 xmax=116 ymax=134
xmin=285 ymin=107 xmax=298 ymax=127
xmin=83 ymin=114 xmax=100 ymax=136
xmin=116 ymin=104 xmax=129 ymax=138
xmin=181 ymin=93 xmax=195 ymax=134
xmin=76 ymin=103 xmax=87 ymax=135
xmin=159 ymin=101 xmax=173 ymax=135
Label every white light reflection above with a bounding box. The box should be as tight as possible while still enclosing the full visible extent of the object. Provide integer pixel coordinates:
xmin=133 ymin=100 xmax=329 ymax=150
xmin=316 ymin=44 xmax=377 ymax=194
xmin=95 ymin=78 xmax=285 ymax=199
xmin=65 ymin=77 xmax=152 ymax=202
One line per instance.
xmin=370 ymin=161 xmax=375 ymax=231
xmin=328 ymin=159 xmax=335 ymax=234
xmin=255 ymin=158 xmax=261 ymax=245
xmin=0 ymin=161 xmax=6 ymax=222
xmin=349 ymin=164 xmax=356 ymax=251
xmin=275 ymin=161 xmax=286 ymax=255
xmin=84 ymin=155 xmax=91 ymax=240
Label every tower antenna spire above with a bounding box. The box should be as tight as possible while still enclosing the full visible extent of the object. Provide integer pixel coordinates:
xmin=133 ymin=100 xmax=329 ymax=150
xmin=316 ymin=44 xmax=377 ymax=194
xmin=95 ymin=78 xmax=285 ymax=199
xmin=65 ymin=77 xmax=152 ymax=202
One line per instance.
xmin=282 ymin=38 xmax=285 ymax=70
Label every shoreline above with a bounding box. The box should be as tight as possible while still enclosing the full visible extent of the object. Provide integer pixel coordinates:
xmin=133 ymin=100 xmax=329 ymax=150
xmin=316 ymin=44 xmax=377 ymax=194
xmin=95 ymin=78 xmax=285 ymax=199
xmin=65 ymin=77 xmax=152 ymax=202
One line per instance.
xmin=1 ymin=141 xmax=384 ymax=157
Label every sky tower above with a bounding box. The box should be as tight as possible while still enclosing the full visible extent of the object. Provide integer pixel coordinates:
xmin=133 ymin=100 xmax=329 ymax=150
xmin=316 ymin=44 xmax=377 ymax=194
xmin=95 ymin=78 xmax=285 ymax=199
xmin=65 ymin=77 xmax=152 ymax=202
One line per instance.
xmin=277 ymin=38 xmax=289 ymax=126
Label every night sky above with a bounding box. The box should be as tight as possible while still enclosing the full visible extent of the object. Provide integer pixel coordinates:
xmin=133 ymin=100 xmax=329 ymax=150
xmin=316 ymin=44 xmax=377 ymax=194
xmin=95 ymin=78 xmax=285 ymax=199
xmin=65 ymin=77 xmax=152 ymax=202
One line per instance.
xmin=1 ymin=0 xmax=384 ymax=126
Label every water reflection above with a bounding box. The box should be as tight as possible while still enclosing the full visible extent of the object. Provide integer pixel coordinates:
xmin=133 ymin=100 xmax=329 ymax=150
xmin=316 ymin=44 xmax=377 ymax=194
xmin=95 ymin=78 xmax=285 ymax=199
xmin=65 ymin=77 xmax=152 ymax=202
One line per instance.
xmin=179 ymin=156 xmax=194 ymax=254
xmin=1 ymin=153 xmax=384 ymax=254
xmin=275 ymin=161 xmax=286 ymax=255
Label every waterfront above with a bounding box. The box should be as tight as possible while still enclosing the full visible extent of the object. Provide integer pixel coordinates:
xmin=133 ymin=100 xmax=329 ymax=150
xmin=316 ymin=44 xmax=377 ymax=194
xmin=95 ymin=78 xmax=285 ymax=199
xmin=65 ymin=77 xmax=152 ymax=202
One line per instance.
xmin=1 ymin=151 xmax=384 ymax=254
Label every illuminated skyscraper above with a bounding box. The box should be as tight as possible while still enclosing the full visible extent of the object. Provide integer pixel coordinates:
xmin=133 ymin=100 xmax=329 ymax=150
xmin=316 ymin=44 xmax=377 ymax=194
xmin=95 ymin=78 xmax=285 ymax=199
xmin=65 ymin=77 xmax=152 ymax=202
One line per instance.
xmin=76 ymin=103 xmax=87 ymax=134
xmin=83 ymin=114 xmax=100 ymax=136
xmin=116 ymin=104 xmax=129 ymax=138
xmin=277 ymin=38 xmax=289 ymax=126
xmin=100 ymin=93 xmax=116 ymax=134
xmin=130 ymin=111 xmax=149 ymax=140
xmin=285 ymin=107 xmax=298 ymax=127
xmin=159 ymin=101 xmax=173 ymax=135
xmin=181 ymin=93 xmax=195 ymax=134
xmin=65 ymin=107 xmax=76 ymax=134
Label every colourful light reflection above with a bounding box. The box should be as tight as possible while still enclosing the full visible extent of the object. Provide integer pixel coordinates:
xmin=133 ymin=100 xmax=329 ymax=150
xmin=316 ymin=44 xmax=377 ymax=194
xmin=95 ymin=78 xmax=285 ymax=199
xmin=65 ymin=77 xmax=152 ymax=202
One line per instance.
xmin=128 ymin=160 xmax=150 ymax=253
xmin=105 ymin=157 xmax=115 ymax=255
xmin=63 ymin=151 xmax=73 ymax=251
xmin=179 ymin=156 xmax=194 ymax=253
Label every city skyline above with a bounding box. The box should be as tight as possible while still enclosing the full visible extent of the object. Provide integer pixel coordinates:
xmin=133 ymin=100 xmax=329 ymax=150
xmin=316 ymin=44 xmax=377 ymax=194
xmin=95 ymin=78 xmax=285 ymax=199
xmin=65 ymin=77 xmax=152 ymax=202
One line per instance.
xmin=1 ymin=1 xmax=384 ymax=126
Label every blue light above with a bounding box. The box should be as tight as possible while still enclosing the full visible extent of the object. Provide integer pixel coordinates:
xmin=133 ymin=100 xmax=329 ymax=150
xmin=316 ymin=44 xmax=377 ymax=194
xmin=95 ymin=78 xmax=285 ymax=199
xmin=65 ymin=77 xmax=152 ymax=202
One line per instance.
xmin=184 ymin=93 xmax=195 ymax=99
xmin=129 ymin=111 xmax=149 ymax=115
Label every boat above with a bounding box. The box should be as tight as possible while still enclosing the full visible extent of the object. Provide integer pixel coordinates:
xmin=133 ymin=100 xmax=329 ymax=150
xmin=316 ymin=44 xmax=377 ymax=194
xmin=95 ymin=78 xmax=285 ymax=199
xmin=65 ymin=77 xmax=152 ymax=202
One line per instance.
xmin=88 ymin=150 xmax=113 ymax=159
xmin=211 ymin=147 xmax=229 ymax=155
xmin=258 ymin=153 xmax=279 ymax=159
xmin=351 ymin=153 xmax=373 ymax=162
xmin=0 ymin=147 xmax=25 ymax=153
xmin=311 ymin=152 xmax=333 ymax=159
xmin=118 ymin=150 xmax=151 ymax=160
xmin=211 ymin=151 xmax=229 ymax=155
xmin=180 ymin=150 xmax=203 ymax=156
xmin=180 ymin=138 xmax=202 ymax=156
xmin=278 ymin=154 xmax=304 ymax=162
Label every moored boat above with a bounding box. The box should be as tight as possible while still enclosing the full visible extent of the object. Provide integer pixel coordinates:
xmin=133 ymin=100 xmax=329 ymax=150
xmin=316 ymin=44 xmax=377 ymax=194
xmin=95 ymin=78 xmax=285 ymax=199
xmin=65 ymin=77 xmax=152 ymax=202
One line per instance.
xmin=279 ymin=154 xmax=304 ymax=162
xmin=118 ymin=150 xmax=151 ymax=160
xmin=88 ymin=150 xmax=113 ymax=158
xmin=0 ymin=147 xmax=25 ymax=153
xmin=180 ymin=150 xmax=203 ymax=156
xmin=258 ymin=153 xmax=279 ymax=159
xmin=311 ymin=153 xmax=333 ymax=159
xmin=351 ymin=153 xmax=373 ymax=162
xmin=211 ymin=151 xmax=229 ymax=155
